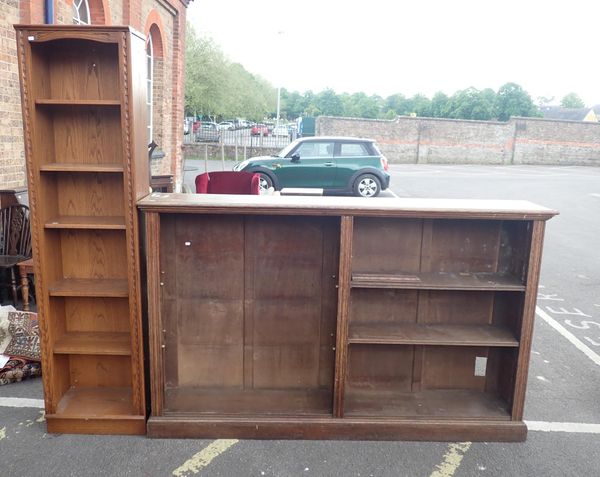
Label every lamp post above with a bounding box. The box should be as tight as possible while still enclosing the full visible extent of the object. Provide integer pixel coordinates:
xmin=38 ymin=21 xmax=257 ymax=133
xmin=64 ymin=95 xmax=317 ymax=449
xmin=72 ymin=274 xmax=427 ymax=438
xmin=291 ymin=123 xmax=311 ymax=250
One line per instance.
xmin=276 ymin=30 xmax=284 ymax=128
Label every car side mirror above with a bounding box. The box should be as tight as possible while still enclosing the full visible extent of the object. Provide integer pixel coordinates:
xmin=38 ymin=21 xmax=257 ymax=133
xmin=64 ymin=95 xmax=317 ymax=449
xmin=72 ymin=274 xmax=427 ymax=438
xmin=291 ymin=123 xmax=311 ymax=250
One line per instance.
xmin=291 ymin=154 xmax=300 ymax=162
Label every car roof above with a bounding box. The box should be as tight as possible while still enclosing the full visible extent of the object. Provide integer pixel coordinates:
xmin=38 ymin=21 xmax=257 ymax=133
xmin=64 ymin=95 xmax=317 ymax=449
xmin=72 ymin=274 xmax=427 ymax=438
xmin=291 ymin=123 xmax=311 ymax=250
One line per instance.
xmin=296 ymin=136 xmax=375 ymax=143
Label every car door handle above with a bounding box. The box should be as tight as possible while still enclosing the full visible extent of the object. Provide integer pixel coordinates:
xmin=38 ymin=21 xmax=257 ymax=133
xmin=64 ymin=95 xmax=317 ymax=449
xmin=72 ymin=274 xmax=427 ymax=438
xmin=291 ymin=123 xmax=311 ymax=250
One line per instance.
xmin=324 ymin=162 xmax=335 ymax=167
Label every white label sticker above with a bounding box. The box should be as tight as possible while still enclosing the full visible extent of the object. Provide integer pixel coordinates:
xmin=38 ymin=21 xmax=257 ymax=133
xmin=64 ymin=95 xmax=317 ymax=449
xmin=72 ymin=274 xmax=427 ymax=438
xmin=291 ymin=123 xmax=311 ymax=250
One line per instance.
xmin=474 ymin=356 xmax=487 ymax=377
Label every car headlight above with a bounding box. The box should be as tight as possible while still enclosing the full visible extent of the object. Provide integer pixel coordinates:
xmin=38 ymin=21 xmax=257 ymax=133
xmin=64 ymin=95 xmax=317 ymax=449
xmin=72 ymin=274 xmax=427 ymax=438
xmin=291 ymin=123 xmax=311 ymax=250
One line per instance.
xmin=233 ymin=160 xmax=250 ymax=171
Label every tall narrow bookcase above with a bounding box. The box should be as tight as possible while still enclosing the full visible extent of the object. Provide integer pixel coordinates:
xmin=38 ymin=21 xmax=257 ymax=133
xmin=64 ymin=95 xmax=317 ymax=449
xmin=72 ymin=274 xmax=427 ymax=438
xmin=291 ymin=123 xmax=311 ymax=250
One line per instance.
xmin=15 ymin=26 xmax=149 ymax=435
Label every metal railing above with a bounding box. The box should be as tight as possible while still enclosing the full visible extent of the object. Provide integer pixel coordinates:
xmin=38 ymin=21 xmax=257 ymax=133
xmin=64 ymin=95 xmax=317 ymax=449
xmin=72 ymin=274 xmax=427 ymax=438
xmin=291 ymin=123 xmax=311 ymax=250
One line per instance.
xmin=183 ymin=125 xmax=296 ymax=148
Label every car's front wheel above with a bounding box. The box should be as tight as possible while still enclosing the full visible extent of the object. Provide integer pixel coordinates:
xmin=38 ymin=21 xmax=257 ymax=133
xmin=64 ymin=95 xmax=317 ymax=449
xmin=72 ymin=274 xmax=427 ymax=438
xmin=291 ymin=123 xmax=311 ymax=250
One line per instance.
xmin=257 ymin=172 xmax=274 ymax=194
xmin=353 ymin=174 xmax=381 ymax=197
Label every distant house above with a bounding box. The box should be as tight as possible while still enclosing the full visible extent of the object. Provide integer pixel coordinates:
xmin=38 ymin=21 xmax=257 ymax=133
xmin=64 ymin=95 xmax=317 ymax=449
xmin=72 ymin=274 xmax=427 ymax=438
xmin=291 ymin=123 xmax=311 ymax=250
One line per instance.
xmin=540 ymin=106 xmax=598 ymax=122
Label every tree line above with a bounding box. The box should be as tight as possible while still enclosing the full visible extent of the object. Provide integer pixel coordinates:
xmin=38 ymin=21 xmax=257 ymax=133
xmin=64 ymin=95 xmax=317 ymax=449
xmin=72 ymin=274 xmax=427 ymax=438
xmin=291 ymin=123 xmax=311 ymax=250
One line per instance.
xmin=185 ymin=26 xmax=588 ymax=122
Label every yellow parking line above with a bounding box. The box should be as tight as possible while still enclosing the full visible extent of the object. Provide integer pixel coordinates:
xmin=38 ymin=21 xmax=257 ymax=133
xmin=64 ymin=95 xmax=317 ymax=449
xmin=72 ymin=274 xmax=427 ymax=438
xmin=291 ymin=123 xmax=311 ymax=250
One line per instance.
xmin=430 ymin=441 xmax=472 ymax=477
xmin=0 ymin=427 xmax=6 ymax=440
xmin=172 ymin=439 xmax=239 ymax=477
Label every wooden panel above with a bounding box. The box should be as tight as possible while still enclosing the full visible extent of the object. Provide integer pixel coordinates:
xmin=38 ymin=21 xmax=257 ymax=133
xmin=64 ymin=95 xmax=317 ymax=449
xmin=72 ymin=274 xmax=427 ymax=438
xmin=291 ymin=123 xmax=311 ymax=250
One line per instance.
xmin=60 ymin=297 xmax=130 ymax=332
xmin=352 ymin=217 xmax=422 ymax=273
xmin=42 ymin=107 xmax=123 ymax=165
xmin=68 ymin=354 xmax=131 ymax=388
xmin=59 ymin=230 xmax=127 ymax=279
xmin=147 ymin=417 xmax=526 ymax=441
xmin=47 ymin=415 xmax=146 ymax=435
xmin=421 ymin=346 xmax=489 ymax=390
xmin=346 ymin=345 xmax=414 ymax=392
xmin=349 ymin=289 xmax=418 ymax=326
xmin=418 ymin=290 xmax=494 ymax=325
xmin=40 ymin=163 xmax=123 ymax=172
xmin=31 ymin=40 xmax=119 ymax=101
xmin=422 ymin=219 xmax=501 ymax=273
xmin=45 ymin=215 xmax=126 ymax=230
xmin=246 ymin=216 xmax=337 ymax=398
xmin=55 ymin=172 xmax=124 ymax=217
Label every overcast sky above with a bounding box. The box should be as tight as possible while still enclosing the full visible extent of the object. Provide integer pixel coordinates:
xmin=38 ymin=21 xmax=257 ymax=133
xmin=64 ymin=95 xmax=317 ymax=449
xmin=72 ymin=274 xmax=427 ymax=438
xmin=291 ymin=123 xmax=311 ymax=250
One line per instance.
xmin=187 ymin=1 xmax=600 ymax=107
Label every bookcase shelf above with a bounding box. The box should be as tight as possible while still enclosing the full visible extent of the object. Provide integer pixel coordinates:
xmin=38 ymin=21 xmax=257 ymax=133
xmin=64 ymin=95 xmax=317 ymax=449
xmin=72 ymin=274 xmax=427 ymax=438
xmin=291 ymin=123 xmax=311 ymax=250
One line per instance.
xmin=348 ymin=323 xmax=519 ymax=347
xmin=16 ymin=26 xmax=149 ymax=435
xmin=351 ymin=272 xmax=525 ymax=291
xmin=54 ymin=331 xmax=132 ymax=355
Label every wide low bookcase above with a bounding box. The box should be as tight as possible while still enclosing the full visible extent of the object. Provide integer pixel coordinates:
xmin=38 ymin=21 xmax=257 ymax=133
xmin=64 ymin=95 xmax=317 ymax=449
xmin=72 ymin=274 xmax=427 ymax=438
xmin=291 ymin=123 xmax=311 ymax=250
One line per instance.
xmin=15 ymin=26 xmax=149 ymax=435
xmin=139 ymin=195 xmax=557 ymax=441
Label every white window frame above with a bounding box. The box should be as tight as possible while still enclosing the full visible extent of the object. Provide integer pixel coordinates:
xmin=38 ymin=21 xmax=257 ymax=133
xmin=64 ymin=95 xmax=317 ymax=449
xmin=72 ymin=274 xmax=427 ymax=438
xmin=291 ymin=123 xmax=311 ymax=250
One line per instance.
xmin=73 ymin=0 xmax=91 ymax=25
xmin=146 ymin=32 xmax=153 ymax=144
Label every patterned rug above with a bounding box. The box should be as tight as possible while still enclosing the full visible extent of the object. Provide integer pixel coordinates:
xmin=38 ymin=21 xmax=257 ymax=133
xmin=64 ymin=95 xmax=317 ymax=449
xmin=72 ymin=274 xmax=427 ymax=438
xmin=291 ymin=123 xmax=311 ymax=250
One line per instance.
xmin=0 ymin=306 xmax=41 ymax=385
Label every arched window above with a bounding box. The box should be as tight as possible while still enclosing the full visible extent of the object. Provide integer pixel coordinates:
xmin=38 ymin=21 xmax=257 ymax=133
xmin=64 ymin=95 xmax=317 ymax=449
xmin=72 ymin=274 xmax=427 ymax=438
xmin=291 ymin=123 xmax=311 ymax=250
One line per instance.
xmin=146 ymin=32 xmax=153 ymax=144
xmin=73 ymin=0 xmax=91 ymax=25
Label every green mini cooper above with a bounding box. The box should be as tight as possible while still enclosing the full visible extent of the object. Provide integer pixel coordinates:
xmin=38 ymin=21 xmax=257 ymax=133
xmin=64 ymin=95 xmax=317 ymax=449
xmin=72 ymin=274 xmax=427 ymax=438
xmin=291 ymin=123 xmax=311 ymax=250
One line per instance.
xmin=233 ymin=136 xmax=391 ymax=197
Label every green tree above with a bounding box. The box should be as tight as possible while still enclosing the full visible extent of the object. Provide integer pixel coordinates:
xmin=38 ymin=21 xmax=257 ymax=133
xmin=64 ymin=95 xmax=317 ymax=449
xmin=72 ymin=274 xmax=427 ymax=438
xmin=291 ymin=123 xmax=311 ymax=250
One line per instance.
xmin=561 ymin=92 xmax=585 ymax=109
xmin=314 ymin=88 xmax=344 ymax=116
xmin=494 ymin=82 xmax=539 ymax=121
xmin=430 ymin=91 xmax=450 ymax=118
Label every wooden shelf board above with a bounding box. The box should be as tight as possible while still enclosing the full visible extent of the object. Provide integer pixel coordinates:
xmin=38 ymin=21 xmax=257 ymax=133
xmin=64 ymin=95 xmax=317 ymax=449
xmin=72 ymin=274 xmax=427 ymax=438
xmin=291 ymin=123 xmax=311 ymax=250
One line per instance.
xmin=48 ymin=278 xmax=129 ymax=297
xmin=344 ymin=388 xmax=511 ymax=420
xmin=147 ymin=415 xmax=526 ymax=441
xmin=348 ymin=323 xmax=519 ymax=347
xmin=40 ymin=163 xmax=123 ymax=173
xmin=45 ymin=216 xmax=126 ymax=230
xmin=351 ymin=272 xmax=525 ymax=291
xmin=36 ymin=99 xmax=121 ymax=106
xmin=164 ymin=387 xmax=333 ymax=416
xmin=54 ymin=331 xmax=131 ymax=355
xmin=54 ymin=387 xmax=135 ymax=416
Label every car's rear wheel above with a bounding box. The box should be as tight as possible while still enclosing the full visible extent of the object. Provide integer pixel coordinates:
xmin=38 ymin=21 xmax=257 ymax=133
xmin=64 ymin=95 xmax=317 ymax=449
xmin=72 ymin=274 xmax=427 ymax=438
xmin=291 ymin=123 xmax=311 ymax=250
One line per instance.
xmin=257 ymin=173 xmax=274 ymax=194
xmin=353 ymin=174 xmax=381 ymax=197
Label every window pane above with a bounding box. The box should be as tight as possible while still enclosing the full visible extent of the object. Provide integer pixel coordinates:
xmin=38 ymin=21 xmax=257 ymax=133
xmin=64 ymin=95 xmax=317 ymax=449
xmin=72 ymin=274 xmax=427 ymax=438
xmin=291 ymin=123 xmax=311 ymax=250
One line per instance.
xmin=339 ymin=143 xmax=368 ymax=156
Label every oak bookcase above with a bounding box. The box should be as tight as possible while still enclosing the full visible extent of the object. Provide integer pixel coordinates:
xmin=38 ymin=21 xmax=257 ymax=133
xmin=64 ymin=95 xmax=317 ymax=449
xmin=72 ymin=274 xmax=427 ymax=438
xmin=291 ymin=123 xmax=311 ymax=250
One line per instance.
xmin=16 ymin=26 xmax=149 ymax=435
xmin=139 ymin=194 xmax=557 ymax=441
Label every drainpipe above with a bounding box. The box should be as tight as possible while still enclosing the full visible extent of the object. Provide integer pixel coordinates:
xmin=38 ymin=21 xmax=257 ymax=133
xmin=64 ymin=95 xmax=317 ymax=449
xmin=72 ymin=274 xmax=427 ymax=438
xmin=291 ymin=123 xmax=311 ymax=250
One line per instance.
xmin=44 ymin=0 xmax=54 ymax=24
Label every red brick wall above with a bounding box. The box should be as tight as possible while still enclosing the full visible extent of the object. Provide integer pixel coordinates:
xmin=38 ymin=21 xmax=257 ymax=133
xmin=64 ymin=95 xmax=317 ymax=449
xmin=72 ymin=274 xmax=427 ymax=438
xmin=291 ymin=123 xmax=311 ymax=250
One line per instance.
xmin=2 ymin=0 xmax=188 ymax=189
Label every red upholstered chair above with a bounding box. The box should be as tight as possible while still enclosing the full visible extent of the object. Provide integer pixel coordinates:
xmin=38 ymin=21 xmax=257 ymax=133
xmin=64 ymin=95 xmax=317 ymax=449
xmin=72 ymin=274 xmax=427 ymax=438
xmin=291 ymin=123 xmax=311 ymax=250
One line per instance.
xmin=195 ymin=171 xmax=261 ymax=195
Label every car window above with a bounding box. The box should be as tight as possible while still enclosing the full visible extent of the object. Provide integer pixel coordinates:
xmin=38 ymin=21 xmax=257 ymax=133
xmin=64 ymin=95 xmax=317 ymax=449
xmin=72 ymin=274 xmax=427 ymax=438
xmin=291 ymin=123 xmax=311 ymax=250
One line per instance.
xmin=338 ymin=142 xmax=369 ymax=156
xmin=296 ymin=142 xmax=334 ymax=158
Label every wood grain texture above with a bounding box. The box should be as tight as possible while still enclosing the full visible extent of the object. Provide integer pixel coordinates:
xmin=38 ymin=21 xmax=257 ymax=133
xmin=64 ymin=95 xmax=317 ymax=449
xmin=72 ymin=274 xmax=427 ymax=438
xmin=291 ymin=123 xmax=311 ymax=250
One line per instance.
xmin=147 ymin=417 xmax=527 ymax=441
xmin=138 ymin=194 xmax=558 ymax=220
xmin=333 ymin=216 xmax=353 ymax=418
xmin=15 ymin=26 xmax=147 ymax=435
xmin=511 ymin=220 xmax=546 ymax=420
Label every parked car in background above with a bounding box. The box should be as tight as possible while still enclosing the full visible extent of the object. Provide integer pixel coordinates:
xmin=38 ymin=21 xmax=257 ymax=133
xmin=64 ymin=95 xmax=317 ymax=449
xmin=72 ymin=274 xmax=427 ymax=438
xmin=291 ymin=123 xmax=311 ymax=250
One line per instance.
xmin=251 ymin=124 xmax=270 ymax=136
xmin=195 ymin=122 xmax=220 ymax=142
xmin=218 ymin=121 xmax=235 ymax=131
xmin=233 ymin=136 xmax=390 ymax=197
xmin=271 ymin=125 xmax=290 ymax=137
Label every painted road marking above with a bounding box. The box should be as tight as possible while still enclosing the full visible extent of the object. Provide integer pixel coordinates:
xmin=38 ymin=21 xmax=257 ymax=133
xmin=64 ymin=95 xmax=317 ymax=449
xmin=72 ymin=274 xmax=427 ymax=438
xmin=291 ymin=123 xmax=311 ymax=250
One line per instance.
xmin=388 ymin=189 xmax=400 ymax=198
xmin=0 ymin=397 xmax=44 ymax=408
xmin=526 ymin=421 xmax=600 ymax=434
xmin=536 ymin=306 xmax=600 ymax=367
xmin=430 ymin=442 xmax=471 ymax=477
xmin=172 ymin=439 xmax=238 ymax=477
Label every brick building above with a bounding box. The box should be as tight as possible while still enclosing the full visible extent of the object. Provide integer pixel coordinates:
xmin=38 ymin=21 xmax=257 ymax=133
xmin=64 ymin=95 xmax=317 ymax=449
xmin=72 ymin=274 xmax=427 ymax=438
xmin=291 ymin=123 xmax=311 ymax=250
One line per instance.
xmin=0 ymin=0 xmax=190 ymax=190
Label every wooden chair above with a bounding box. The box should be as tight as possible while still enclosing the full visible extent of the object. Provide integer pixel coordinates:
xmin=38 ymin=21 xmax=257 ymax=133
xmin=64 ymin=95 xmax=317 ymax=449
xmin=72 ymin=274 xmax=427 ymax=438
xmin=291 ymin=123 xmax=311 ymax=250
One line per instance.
xmin=0 ymin=205 xmax=32 ymax=306
xmin=195 ymin=171 xmax=260 ymax=195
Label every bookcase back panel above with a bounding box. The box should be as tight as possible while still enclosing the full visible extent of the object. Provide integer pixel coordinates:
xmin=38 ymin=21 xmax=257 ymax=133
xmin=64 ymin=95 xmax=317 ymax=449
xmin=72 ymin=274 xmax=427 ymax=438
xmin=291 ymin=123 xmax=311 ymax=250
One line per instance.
xmin=58 ymin=230 xmax=127 ymax=279
xmin=417 ymin=291 xmax=494 ymax=325
xmin=61 ymin=297 xmax=130 ymax=332
xmin=422 ymin=220 xmax=501 ymax=273
xmin=160 ymin=213 xmax=338 ymax=414
xmin=38 ymin=172 xmax=125 ymax=218
xmin=347 ymin=345 xmax=414 ymax=391
xmin=67 ymin=355 xmax=132 ymax=388
xmin=31 ymin=40 xmax=120 ymax=101
xmin=420 ymin=346 xmax=488 ymax=390
xmin=352 ymin=218 xmax=422 ymax=273
xmin=40 ymin=107 xmax=122 ymax=165
xmin=349 ymin=289 xmax=418 ymax=325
